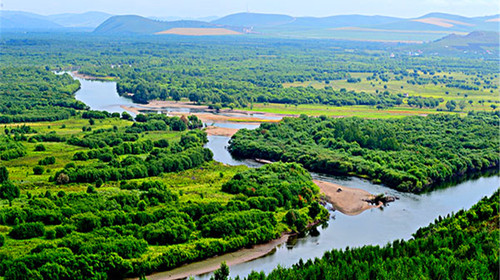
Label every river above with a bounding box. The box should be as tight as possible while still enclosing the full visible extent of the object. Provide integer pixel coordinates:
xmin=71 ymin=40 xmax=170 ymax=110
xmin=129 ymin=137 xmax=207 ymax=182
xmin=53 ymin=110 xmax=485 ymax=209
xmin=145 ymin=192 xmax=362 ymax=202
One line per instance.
xmin=72 ymin=74 xmax=499 ymax=279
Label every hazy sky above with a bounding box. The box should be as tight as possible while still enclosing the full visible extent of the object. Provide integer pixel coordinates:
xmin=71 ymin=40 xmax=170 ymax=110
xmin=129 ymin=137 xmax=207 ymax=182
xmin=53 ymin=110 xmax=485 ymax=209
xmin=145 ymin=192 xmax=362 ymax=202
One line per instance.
xmin=2 ymin=0 xmax=499 ymax=18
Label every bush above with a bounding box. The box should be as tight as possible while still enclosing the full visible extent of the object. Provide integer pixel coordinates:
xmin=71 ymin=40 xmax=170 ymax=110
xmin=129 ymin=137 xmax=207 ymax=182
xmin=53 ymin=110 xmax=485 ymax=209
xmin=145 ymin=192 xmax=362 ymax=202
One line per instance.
xmin=38 ymin=156 xmax=55 ymax=166
xmin=34 ymin=144 xmax=46 ymax=151
xmin=86 ymin=185 xmax=97 ymax=194
xmin=45 ymin=229 xmax=55 ymax=239
xmin=0 ymin=166 xmax=8 ymax=183
xmin=72 ymin=212 xmax=100 ymax=232
xmin=9 ymin=222 xmax=45 ymax=239
xmin=0 ymin=234 xmax=4 ymax=246
xmin=33 ymin=166 xmax=44 ymax=175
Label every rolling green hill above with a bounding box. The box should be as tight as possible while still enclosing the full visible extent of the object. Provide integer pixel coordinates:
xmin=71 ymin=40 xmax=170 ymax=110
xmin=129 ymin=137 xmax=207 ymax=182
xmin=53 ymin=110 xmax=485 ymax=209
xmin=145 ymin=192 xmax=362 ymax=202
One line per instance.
xmin=93 ymin=15 xmax=222 ymax=34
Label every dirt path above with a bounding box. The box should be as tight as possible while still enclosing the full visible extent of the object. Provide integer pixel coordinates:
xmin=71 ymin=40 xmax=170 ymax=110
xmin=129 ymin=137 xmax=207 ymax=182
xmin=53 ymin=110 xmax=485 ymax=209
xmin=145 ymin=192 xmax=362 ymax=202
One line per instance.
xmin=314 ymin=180 xmax=381 ymax=216
xmin=135 ymin=235 xmax=290 ymax=280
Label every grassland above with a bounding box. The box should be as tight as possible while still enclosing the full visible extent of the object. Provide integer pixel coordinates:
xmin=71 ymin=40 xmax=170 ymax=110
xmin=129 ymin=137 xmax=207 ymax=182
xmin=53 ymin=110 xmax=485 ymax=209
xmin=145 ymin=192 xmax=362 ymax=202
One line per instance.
xmin=156 ymin=28 xmax=242 ymax=36
xmin=1 ymin=117 xmax=187 ymax=193
xmin=240 ymin=103 xmax=451 ymax=118
xmin=277 ymin=71 xmax=500 ymax=117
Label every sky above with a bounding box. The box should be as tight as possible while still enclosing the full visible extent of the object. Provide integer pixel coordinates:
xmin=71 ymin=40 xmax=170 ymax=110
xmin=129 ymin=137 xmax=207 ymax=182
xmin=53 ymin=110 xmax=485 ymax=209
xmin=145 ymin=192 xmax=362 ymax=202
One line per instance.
xmin=1 ymin=0 xmax=499 ymax=18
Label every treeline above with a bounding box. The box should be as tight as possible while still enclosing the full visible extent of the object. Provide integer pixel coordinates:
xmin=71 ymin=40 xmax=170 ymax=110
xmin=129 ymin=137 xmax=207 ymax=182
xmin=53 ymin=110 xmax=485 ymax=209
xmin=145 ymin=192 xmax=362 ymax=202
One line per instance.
xmin=0 ymin=67 xmax=84 ymax=123
xmin=0 ymin=163 xmax=327 ymax=279
xmin=0 ymin=136 xmax=26 ymax=161
xmin=57 ymin=127 xmax=211 ymax=184
xmin=116 ymin=73 xmax=405 ymax=108
xmin=238 ymin=191 xmax=499 ymax=280
xmin=229 ymin=112 xmax=499 ymax=192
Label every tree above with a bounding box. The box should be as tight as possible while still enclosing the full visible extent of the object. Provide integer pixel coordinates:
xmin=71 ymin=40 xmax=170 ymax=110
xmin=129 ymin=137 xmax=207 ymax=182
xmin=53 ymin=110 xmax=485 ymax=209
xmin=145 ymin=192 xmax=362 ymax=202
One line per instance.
xmin=34 ymin=144 xmax=46 ymax=151
xmin=171 ymin=89 xmax=181 ymax=102
xmin=122 ymin=111 xmax=133 ymax=121
xmin=458 ymin=99 xmax=467 ymax=110
xmin=445 ymin=100 xmax=456 ymax=112
xmin=87 ymin=185 xmax=97 ymax=194
xmin=33 ymin=166 xmax=44 ymax=175
xmin=95 ymin=178 xmax=103 ymax=188
xmin=211 ymin=262 xmax=230 ymax=280
xmin=138 ymin=200 xmax=147 ymax=211
xmin=308 ymin=201 xmax=321 ymax=219
xmin=0 ymin=166 xmax=8 ymax=183
xmin=56 ymin=173 xmax=70 ymax=184
xmin=491 ymin=104 xmax=497 ymax=110
xmin=0 ymin=181 xmax=20 ymax=206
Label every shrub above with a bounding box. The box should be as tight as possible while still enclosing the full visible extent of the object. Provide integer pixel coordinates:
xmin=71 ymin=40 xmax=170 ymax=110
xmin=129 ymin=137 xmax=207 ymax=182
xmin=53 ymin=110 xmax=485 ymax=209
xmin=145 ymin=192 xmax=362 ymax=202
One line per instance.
xmin=9 ymin=222 xmax=45 ymax=239
xmin=38 ymin=156 xmax=55 ymax=166
xmin=34 ymin=144 xmax=46 ymax=151
xmin=45 ymin=229 xmax=55 ymax=239
xmin=33 ymin=166 xmax=44 ymax=175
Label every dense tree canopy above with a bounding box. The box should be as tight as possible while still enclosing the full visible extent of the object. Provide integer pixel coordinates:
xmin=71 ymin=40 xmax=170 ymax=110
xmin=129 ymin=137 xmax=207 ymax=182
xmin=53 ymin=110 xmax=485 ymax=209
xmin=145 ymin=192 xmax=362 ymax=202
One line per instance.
xmin=229 ymin=112 xmax=499 ymax=192
xmin=0 ymin=67 xmax=84 ymax=123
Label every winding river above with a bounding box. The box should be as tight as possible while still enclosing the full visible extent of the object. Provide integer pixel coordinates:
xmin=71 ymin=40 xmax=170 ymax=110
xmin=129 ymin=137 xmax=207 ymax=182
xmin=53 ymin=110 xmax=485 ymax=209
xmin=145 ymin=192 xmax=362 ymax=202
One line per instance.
xmin=72 ymin=74 xmax=499 ymax=279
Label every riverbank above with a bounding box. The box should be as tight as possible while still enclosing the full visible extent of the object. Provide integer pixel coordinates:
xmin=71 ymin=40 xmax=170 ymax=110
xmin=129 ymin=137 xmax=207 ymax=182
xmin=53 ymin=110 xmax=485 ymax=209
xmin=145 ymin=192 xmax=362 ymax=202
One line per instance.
xmin=205 ymin=126 xmax=240 ymax=137
xmin=139 ymin=234 xmax=290 ymax=280
xmin=314 ymin=180 xmax=382 ymax=216
xmin=72 ymin=71 xmax=116 ymax=81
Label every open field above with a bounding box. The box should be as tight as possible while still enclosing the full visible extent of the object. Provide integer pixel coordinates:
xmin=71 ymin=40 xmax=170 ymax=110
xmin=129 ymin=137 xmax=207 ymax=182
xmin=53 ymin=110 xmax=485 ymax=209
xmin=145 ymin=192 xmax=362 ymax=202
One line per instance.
xmin=283 ymin=71 xmax=500 ymax=112
xmin=332 ymin=26 xmax=468 ymax=35
xmin=238 ymin=103 xmax=456 ymax=118
xmin=156 ymin=28 xmax=242 ymax=36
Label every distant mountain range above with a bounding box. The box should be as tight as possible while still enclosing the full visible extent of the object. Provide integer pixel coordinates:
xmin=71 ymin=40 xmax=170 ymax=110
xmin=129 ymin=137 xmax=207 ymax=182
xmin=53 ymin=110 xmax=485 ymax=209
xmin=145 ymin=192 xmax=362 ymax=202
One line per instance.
xmin=1 ymin=11 xmax=113 ymax=30
xmin=2 ymin=10 xmax=499 ymax=43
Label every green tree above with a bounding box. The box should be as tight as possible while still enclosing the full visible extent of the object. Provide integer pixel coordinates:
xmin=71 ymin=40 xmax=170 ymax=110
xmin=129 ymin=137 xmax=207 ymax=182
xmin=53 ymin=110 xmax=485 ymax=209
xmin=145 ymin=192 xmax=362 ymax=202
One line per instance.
xmin=138 ymin=200 xmax=147 ymax=211
xmin=33 ymin=166 xmax=44 ymax=175
xmin=0 ymin=181 xmax=20 ymax=206
xmin=445 ymin=100 xmax=456 ymax=112
xmin=0 ymin=166 xmax=8 ymax=183
xmin=211 ymin=262 xmax=230 ymax=280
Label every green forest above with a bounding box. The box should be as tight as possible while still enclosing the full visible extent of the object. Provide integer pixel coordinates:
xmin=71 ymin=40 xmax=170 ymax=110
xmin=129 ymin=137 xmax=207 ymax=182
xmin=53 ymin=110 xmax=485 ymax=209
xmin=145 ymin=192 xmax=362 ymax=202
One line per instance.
xmin=2 ymin=33 xmax=498 ymax=115
xmin=229 ymin=113 xmax=499 ymax=192
xmin=0 ymin=32 xmax=498 ymax=280
xmin=0 ymin=68 xmax=84 ymax=123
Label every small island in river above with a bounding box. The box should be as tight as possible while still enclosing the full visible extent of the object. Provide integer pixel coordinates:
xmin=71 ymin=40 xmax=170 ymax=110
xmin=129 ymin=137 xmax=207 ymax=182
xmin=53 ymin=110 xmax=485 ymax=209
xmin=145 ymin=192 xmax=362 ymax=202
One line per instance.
xmin=314 ymin=180 xmax=387 ymax=216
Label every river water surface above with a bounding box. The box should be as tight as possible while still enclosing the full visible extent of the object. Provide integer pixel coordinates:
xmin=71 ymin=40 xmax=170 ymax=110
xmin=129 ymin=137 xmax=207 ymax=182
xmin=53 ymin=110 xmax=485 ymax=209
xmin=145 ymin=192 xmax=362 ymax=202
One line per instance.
xmin=73 ymin=74 xmax=499 ymax=279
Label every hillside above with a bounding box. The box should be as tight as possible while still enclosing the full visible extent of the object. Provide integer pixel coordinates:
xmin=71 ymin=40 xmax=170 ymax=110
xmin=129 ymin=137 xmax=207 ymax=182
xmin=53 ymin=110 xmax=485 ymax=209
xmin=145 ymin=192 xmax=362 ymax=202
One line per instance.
xmin=47 ymin=11 xmax=112 ymax=28
xmin=376 ymin=13 xmax=500 ymax=32
xmin=3 ymin=9 xmax=498 ymax=41
xmin=212 ymin=12 xmax=295 ymax=27
xmin=420 ymin=31 xmax=500 ymax=55
xmin=0 ymin=10 xmax=113 ymax=30
xmin=284 ymin=15 xmax=401 ymax=29
xmin=94 ymin=15 xmax=238 ymax=35
xmin=0 ymin=11 xmax=63 ymax=30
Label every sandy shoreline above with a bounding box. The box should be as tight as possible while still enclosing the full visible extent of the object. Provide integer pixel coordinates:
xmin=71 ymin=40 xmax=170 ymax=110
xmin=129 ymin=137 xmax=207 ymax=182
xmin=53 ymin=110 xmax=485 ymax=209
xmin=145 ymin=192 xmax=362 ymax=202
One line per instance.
xmin=314 ymin=180 xmax=382 ymax=216
xmin=72 ymin=71 xmax=115 ymax=81
xmin=120 ymin=104 xmax=279 ymax=125
xmin=137 ymin=234 xmax=290 ymax=280
xmin=204 ymin=126 xmax=240 ymax=137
